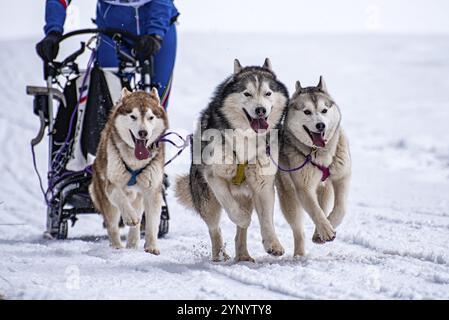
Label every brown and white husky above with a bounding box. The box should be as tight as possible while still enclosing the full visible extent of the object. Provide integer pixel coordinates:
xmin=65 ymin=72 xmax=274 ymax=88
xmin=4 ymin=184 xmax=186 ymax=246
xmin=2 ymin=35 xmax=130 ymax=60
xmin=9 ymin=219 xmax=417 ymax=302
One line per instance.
xmin=89 ymin=88 xmax=168 ymax=254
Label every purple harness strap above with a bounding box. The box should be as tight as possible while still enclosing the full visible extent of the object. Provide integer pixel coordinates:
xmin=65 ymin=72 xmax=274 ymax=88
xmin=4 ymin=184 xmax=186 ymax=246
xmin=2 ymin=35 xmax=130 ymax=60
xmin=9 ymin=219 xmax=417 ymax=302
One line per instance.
xmin=266 ymin=145 xmax=330 ymax=182
xmin=154 ymin=132 xmax=192 ymax=167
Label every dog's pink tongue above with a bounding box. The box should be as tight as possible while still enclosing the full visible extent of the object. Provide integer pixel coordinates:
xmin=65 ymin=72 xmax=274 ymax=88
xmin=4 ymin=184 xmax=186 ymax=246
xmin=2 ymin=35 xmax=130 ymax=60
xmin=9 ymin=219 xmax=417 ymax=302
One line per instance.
xmin=311 ymin=132 xmax=326 ymax=148
xmin=251 ymin=118 xmax=269 ymax=132
xmin=134 ymin=139 xmax=150 ymax=160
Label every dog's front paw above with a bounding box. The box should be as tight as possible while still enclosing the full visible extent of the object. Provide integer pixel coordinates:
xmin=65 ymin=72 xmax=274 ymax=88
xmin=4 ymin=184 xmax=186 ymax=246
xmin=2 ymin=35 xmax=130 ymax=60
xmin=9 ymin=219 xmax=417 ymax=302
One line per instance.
xmin=144 ymin=243 xmax=160 ymax=255
xmin=137 ymin=174 xmax=152 ymax=189
xmin=121 ymin=212 xmax=140 ymax=227
xmin=228 ymin=207 xmax=251 ymax=229
xmin=313 ymin=220 xmax=336 ymax=243
xmin=312 ymin=230 xmax=326 ymax=244
xmin=263 ymin=239 xmax=285 ymax=257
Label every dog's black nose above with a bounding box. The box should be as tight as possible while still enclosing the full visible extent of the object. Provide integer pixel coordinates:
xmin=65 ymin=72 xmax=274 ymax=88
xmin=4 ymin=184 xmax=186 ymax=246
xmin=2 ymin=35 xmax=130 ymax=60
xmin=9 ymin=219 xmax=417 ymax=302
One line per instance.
xmin=138 ymin=130 xmax=148 ymax=139
xmin=316 ymin=123 xmax=325 ymax=132
xmin=255 ymin=107 xmax=266 ymax=117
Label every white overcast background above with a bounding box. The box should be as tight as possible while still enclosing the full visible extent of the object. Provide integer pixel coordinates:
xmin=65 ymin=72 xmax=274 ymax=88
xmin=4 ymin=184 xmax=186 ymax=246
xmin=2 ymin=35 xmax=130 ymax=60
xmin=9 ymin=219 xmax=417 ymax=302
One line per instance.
xmin=1 ymin=0 xmax=449 ymax=40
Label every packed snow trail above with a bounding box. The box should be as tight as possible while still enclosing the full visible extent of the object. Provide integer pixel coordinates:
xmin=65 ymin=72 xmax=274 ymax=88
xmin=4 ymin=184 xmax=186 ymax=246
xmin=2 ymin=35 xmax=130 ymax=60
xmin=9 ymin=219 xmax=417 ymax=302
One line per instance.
xmin=1 ymin=34 xmax=449 ymax=299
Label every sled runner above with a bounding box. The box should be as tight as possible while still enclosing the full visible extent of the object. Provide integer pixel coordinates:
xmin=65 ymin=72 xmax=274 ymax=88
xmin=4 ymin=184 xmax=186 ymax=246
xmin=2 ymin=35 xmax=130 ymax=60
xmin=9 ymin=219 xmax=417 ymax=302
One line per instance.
xmin=27 ymin=28 xmax=170 ymax=240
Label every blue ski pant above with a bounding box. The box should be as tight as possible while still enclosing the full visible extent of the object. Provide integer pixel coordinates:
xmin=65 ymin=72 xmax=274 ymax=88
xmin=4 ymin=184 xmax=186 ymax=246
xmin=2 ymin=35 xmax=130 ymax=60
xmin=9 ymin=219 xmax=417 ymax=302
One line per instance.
xmin=96 ymin=25 xmax=177 ymax=109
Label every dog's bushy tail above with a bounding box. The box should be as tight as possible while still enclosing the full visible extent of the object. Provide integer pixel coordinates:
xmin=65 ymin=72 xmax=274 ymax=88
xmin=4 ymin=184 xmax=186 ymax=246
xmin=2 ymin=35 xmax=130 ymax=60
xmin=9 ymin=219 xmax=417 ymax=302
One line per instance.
xmin=174 ymin=174 xmax=194 ymax=209
xmin=175 ymin=166 xmax=221 ymax=217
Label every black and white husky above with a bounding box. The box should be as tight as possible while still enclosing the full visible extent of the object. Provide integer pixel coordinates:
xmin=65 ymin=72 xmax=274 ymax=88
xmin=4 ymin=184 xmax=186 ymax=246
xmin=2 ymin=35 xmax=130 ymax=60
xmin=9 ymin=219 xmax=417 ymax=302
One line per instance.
xmin=175 ymin=59 xmax=289 ymax=262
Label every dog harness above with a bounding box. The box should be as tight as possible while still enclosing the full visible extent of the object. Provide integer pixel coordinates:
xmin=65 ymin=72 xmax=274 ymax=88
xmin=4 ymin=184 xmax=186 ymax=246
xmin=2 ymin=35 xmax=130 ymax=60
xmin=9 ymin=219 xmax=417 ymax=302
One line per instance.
xmin=310 ymin=160 xmax=330 ymax=182
xmin=232 ymin=162 xmax=248 ymax=186
xmin=124 ymin=162 xmax=150 ymax=186
xmin=122 ymin=132 xmax=192 ymax=186
xmin=266 ymin=145 xmax=330 ymax=182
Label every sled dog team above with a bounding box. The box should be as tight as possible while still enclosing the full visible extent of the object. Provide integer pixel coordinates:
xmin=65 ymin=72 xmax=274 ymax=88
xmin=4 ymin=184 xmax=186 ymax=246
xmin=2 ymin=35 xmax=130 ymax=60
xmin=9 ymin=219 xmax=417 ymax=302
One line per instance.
xmin=89 ymin=58 xmax=351 ymax=261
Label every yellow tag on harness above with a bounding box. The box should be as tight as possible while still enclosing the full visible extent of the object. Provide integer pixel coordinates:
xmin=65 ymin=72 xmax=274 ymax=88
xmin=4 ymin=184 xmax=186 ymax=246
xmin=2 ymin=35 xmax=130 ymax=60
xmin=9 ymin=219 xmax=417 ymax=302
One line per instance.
xmin=232 ymin=163 xmax=248 ymax=185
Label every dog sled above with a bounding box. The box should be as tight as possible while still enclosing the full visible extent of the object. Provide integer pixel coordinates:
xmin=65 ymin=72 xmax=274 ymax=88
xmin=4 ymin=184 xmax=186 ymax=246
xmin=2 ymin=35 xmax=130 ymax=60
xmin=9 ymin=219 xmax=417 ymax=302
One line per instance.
xmin=27 ymin=28 xmax=170 ymax=240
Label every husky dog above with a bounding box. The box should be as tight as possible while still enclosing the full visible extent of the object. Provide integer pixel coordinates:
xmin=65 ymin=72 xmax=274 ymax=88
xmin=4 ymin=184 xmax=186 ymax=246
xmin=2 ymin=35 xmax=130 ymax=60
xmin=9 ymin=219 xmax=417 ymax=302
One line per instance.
xmin=89 ymin=88 xmax=168 ymax=254
xmin=276 ymin=77 xmax=351 ymax=257
xmin=175 ymin=59 xmax=289 ymax=262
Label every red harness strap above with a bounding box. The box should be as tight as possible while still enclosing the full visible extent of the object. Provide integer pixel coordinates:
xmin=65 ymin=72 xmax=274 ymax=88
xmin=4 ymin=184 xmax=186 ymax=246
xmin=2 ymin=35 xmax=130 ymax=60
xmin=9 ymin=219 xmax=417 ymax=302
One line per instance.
xmin=310 ymin=161 xmax=330 ymax=182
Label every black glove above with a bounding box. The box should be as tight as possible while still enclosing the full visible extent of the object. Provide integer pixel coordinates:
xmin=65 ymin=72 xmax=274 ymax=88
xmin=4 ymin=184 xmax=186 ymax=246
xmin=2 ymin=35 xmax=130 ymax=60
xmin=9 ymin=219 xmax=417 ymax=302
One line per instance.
xmin=135 ymin=34 xmax=162 ymax=60
xmin=36 ymin=31 xmax=62 ymax=62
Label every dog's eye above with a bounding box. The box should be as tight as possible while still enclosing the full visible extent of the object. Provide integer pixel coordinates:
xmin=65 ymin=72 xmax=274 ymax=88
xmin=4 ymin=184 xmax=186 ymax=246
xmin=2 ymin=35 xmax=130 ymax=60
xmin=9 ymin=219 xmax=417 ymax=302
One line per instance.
xmin=265 ymin=92 xmax=272 ymax=97
xmin=130 ymin=115 xmax=137 ymax=121
xmin=304 ymin=110 xmax=312 ymax=115
xmin=322 ymin=109 xmax=328 ymax=114
xmin=243 ymin=92 xmax=252 ymax=97
xmin=148 ymin=116 xmax=154 ymax=121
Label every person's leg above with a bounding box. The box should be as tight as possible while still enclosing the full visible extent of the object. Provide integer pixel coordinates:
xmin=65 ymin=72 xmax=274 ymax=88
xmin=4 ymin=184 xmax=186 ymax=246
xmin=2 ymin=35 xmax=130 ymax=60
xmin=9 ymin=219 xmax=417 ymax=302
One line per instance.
xmin=151 ymin=24 xmax=177 ymax=110
xmin=97 ymin=27 xmax=177 ymax=107
xmin=95 ymin=2 xmax=135 ymax=69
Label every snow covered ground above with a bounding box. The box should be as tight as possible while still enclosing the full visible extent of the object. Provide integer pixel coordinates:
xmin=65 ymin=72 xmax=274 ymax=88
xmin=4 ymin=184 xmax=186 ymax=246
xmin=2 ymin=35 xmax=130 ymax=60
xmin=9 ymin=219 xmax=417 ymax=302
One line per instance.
xmin=1 ymin=33 xmax=449 ymax=299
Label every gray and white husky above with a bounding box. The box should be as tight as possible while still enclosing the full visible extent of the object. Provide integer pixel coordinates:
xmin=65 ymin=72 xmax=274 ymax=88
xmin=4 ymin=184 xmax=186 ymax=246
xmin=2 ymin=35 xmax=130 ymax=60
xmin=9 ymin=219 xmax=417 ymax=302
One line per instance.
xmin=175 ymin=59 xmax=289 ymax=262
xmin=276 ymin=77 xmax=351 ymax=257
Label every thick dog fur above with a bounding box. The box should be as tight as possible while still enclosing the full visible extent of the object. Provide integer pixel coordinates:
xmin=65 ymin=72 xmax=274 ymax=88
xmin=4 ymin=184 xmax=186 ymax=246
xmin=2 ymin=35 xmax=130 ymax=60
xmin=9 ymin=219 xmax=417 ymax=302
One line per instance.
xmin=175 ymin=59 xmax=289 ymax=262
xmin=89 ymin=88 xmax=168 ymax=254
xmin=276 ymin=77 xmax=351 ymax=257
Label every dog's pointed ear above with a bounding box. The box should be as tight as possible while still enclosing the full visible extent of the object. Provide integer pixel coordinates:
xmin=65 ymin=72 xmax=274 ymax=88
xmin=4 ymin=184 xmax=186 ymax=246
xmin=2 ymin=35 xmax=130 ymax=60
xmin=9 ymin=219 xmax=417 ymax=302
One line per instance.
xmin=295 ymin=81 xmax=302 ymax=93
xmin=121 ymin=87 xmax=131 ymax=98
xmin=262 ymin=58 xmax=272 ymax=71
xmin=234 ymin=59 xmax=242 ymax=74
xmin=150 ymin=87 xmax=161 ymax=105
xmin=317 ymin=76 xmax=328 ymax=93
